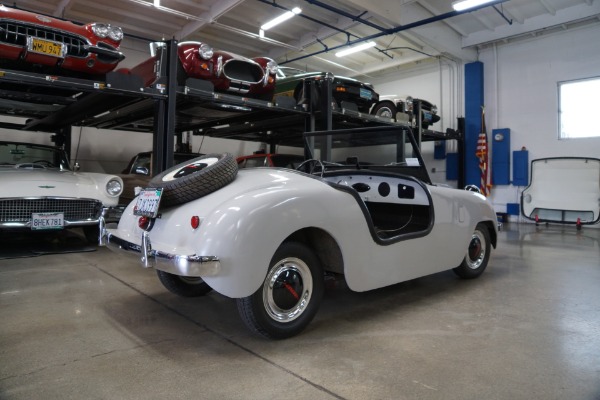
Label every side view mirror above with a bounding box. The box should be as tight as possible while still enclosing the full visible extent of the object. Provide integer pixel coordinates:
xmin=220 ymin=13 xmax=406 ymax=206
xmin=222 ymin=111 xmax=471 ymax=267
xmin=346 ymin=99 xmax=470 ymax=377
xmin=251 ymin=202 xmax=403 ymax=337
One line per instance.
xmin=464 ymin=184 xmax=481 ymax=193
xmin=134 ymin=166 xmax=149 ymax=175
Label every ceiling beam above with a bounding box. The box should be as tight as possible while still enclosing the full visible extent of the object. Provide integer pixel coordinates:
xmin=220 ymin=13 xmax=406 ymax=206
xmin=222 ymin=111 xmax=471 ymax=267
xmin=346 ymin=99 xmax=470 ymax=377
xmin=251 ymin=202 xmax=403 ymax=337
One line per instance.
xmin=174 ymin=0 xmax=245 ymax=40
xmin=463 ymin=0 xmax=600 ymax=47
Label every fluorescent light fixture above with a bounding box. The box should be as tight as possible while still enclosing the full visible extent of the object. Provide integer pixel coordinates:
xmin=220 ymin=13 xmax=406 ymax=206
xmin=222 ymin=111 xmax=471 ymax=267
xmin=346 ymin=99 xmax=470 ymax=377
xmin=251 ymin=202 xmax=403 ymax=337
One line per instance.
xmin=153 ymin=0 xmax=160 ymax=6
xmin=261 ymin=7 xmax=301 ymax=31
xmin=335 ymin=41 xmax=376 ymax=57
xmin=452 ymin=0 xmax=495 ymax=11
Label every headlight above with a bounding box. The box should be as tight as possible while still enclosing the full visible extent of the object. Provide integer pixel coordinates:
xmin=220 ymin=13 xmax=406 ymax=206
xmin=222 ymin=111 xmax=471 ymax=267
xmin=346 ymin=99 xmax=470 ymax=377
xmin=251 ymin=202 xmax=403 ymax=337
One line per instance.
xmin=108 ymin=26 xmax=124 ymax=41
xmin=106 ymin=179 xmax=123 ymax=196
xmin=405 ymin=96 xmax=414 ymax=112
xmin=91 ymin=23 xmax=109 ymax=38
xmin=266 ymin=60 xmax=278 ymax=75
xmin=431 ymin=105 xmax=438 ymax=115
xmin=92 ymin=24 xmax=123 ymax=41
xmin=199 ymin=43 xmax=213 ymax=60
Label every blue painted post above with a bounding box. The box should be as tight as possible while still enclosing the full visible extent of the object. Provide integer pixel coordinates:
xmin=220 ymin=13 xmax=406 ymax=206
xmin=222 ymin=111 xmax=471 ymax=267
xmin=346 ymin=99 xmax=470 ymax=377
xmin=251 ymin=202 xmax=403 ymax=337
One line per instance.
xmin=464 ymin=62 xmax=484 ymax=186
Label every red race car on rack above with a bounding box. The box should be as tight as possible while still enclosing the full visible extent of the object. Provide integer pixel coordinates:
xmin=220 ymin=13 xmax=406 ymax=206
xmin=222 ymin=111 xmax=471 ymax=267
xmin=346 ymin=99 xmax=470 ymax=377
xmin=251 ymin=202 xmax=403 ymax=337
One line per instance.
xmin=0 ymin=5 xmax=125 ymax=77
xmin=121 ymin=41 xmax=278 ymax=100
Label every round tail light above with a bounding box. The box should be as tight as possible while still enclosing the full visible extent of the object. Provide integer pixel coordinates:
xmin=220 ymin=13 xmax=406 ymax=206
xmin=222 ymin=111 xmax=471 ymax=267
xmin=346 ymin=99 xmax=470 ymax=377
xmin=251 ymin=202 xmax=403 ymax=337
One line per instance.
xmin=138 ymin=216 xmax=151 ymax=230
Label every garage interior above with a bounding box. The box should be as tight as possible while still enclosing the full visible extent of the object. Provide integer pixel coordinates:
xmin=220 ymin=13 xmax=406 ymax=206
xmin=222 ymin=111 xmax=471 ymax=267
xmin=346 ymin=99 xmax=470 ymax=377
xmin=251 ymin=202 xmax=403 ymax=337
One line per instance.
xmin=1 ymin=0 xmax=600 ymax=399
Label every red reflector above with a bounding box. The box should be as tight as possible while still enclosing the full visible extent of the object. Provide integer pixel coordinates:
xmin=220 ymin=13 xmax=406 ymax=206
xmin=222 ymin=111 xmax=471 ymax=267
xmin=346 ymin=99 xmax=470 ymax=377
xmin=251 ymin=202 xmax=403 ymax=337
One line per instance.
xmin=138 ymin=216 xmax=150 ymax=230
xmin=191 ymin=216 xmax=200 ymax=229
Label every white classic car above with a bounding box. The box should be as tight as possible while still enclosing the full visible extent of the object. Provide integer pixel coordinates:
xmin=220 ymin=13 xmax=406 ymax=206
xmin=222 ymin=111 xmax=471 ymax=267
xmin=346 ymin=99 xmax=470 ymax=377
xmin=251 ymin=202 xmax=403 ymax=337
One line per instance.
xmin=0 ymin=141 xmax=123 ymax=243
xmin=104 ymin=127 xmax=497 ymax=339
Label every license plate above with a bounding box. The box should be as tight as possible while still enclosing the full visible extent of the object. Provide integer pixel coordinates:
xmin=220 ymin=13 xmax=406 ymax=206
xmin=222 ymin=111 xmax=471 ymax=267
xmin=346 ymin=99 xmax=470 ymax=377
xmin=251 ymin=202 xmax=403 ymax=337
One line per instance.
xmin=359 ymin=88 xmax=372 ymax=100
xmin=134 ymin=188 xmax=163 ymax=218
xmin=27 ymin=37 xmax=64 ymax=58
xmin=423 ymin=111 xmax=433 ymax=122
xmin=31 ymin=212 xmax=64 ymax=230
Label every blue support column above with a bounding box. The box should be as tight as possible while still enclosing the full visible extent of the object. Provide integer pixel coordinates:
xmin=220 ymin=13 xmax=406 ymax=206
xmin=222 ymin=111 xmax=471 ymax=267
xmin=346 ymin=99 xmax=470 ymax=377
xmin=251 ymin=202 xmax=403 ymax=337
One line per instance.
xmin=464 ymin=62 xmax=484 ymax=186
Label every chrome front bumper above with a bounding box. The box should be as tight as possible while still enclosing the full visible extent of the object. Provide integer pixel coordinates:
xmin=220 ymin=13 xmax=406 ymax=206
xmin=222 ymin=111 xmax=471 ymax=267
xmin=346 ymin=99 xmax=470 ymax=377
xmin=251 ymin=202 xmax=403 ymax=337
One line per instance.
xmin=102 ymin=229 xmax=220 ymax=277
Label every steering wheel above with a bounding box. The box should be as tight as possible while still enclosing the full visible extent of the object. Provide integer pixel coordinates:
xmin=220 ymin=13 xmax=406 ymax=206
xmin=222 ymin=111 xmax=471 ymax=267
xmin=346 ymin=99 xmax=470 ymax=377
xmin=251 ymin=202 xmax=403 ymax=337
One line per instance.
xmin=297 ymin=159 xmax=325 ymax=176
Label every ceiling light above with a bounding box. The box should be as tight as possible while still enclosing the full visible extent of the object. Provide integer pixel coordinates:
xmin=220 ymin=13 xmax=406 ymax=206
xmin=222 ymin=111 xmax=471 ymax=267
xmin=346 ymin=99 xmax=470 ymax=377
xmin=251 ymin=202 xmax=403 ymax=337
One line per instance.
xmin=335 ymin=41 xmax=376 ymax=57
xmin=153 ymin=0 xmax=160 ymax=6
xmin=261 ymin=7 xmax=302 ymax=31
xmin=452 ymin=0 xmax=495 ymax=11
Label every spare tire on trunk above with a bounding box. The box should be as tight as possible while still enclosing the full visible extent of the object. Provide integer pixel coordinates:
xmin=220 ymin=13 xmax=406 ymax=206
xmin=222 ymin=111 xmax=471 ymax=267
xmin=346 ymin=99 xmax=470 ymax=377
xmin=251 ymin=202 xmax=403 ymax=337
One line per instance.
xmin=148 ymin=153 xmax=237 ymax=207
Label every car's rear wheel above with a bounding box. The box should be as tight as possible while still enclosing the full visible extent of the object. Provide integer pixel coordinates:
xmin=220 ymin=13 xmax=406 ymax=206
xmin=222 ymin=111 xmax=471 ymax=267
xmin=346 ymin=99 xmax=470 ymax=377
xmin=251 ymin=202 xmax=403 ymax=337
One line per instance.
xmin=148 ymin=153 xmax=237 ymax=207
xmin=372 ymin=101 xmax=398 ymax=119
xmin=237 ymin=242 xmax=324 ymax=339
xmin=453 ymin=223 xmax=491 ymax=279
xmin=156 ymin=270 xmax=212 ymax=297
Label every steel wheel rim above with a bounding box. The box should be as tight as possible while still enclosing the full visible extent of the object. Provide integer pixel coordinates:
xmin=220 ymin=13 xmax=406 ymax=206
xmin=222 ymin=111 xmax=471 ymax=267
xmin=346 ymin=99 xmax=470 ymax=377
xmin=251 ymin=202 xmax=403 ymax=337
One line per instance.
xmin=376 ymin=107 xmax=394 ymax=118
xmin=466 ymin=230 xmax=486 ymax=269
xmin=263 ymin=257 xmax=312 ymax=323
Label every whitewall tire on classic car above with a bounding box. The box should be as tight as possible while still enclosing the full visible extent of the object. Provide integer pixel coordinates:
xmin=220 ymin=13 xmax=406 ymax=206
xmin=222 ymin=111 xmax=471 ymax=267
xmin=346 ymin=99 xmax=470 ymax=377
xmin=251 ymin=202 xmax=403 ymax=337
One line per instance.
xmin=371 ymin=101 xmax=398 ymax=119
xmin=453 ymin=223 xmax=491 ymax=279
xmin=237 ymin=241 xmax=324 ymax=339
xmin=156 ymin=270 xmax=212 ymax=297
xmin=148 ymin=153 xmax=238 ymax=207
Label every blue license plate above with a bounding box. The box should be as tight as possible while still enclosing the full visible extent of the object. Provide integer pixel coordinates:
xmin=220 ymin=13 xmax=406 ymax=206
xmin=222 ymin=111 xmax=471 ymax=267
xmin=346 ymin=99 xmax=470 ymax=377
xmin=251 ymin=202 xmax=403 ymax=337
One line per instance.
xmin=359 ymin=88 xmax=372 ymax=100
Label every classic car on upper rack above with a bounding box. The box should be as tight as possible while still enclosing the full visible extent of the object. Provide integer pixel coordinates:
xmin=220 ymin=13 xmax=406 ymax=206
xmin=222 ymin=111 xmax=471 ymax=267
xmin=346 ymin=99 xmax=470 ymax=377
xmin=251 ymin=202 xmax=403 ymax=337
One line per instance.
xmin=371 ymin=96 xmax=440 ymax=129
xmin=103 ymin=126 xmax=497 ymax=339
xmin=0 ymin=141 xmax=123 ymax=243
xmin=236 ymin=152 xmax=305 ymax=169
xmin=118 ymin=41 xmax=278 ymax=100
xmin=274 ymin=66 xmax=379 ymax=113
xmin=0 ymin=4 xmax=125 ymax=77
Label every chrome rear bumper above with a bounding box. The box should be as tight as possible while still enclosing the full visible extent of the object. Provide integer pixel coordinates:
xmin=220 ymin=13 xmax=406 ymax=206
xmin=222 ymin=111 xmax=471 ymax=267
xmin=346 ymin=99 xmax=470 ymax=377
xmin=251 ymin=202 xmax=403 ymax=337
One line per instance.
xmin=102 ymin=229 xmax=220 ymax=277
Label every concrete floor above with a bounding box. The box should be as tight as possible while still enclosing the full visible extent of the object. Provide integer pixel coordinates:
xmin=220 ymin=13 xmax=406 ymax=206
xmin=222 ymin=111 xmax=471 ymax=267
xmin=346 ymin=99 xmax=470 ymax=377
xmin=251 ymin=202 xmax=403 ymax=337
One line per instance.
xmin=1 ymin=223 xmax=599 ymax=400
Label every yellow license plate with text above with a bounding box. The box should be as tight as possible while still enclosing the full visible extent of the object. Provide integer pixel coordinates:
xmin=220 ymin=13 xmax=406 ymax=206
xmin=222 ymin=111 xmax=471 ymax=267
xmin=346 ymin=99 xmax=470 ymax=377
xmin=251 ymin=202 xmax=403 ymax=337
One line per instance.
xmin=28 ymin=37 xmax=64 ymax=57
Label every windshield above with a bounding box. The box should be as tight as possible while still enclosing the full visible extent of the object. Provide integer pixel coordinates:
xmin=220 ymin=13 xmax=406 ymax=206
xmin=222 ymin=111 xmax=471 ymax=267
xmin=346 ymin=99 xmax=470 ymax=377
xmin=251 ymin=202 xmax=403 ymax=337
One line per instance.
xmin=0 ymin=142 xmax=71 ymax=170
xmin=277 ymin=66 xmax=307 ymax=78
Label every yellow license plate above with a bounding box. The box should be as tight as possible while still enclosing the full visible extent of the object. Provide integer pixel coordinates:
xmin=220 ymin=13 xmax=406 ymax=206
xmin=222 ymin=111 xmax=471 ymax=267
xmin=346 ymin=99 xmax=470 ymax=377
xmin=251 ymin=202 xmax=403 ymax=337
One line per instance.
xmin=28 ymin=37 xmax=64 ymax=57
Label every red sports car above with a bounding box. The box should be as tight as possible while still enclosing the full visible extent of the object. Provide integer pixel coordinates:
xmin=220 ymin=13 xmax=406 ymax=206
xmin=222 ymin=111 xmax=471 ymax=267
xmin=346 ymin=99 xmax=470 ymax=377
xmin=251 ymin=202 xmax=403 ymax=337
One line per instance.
xmin=122 ymin=41 xmax=278 ymax=100
xmin=0 ymin=5 xmax=124 ymax=76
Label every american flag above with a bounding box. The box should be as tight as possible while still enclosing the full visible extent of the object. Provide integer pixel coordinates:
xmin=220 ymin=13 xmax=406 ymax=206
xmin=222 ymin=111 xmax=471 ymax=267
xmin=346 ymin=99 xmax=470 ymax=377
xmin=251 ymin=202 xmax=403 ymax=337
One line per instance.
xmin=475 ymin=107 xmax=491 ymax=196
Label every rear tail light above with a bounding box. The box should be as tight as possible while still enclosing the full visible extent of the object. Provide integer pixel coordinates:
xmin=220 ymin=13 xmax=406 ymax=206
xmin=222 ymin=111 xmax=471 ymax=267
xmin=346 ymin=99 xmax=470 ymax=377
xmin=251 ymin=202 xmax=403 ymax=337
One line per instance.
xmin=138 ymin=216 xmax=151 ymax=230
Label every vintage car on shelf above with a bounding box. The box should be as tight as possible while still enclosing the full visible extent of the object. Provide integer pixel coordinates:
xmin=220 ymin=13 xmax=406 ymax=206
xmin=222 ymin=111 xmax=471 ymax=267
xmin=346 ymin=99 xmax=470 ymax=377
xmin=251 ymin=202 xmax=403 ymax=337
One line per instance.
xmin=236 ymin=152 xmax=305 ymax=169
xmin=274 ymin=66 xmax=379 ymax=113
xmin=0 ymin=141 xmax=123 ymax=243
xmin=103 ymin=126 xmax=497 ymax=339
xmin=118 ymin=150 xmax=202 ymax=205
xmin=521 ymin=157 xmax=600 ymax=228
xmin=119 ymin=41 xmax=278 ymax=100
xmin=371 ymin=96 xmax=440 ymax=129
xmin=0 ymin=4 xmax=125 ymax=77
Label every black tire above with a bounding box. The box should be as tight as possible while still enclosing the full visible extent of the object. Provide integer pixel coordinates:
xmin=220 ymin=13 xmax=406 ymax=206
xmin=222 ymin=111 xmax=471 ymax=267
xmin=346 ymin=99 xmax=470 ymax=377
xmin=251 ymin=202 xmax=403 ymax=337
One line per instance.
xmin=453 ymin=223 xmax=491 ymax=279
xmin=236 ymin=241 xmax=324 ymax=339
xmin=156 ymin=270 xmax=212 ymax=297
xmin=372 ymin=101 xmax=398 ymax=119
xmin=148 ymin=153 xmax=237 ymax=207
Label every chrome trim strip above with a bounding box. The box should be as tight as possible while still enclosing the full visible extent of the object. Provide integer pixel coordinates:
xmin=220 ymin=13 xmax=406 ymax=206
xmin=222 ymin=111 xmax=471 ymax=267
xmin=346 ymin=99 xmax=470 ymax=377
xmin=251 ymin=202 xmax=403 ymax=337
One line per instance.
xmin=103 ymin=230 xmax=220 ymax=277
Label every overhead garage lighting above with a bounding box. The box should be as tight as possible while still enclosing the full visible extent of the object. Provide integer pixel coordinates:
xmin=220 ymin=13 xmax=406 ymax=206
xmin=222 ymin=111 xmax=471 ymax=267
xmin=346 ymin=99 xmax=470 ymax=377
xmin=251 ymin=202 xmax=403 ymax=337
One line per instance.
xmin=335 ymin=41 xmax=376 ymax=57
xmin=452 ymin=0 xmax=495 ymax=11
xmin=261 ymin=7 xmax=302 ymax=31
xmin=153 ymin=0 xmax=159 ymax=6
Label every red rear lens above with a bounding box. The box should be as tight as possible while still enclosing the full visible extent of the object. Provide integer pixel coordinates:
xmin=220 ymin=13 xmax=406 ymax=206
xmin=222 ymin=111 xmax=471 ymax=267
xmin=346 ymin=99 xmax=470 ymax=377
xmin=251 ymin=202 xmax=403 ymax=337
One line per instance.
xmin=190 ymin=216 xmax=200 ymax=229
xmin=138 ymin=216 xmax=150 ymax=230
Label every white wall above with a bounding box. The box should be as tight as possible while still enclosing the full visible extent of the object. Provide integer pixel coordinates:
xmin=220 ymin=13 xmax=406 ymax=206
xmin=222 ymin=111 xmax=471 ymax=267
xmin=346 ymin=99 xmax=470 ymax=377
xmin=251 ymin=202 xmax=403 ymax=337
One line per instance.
xmin=479 ymin=23 xmax=600 ymax=224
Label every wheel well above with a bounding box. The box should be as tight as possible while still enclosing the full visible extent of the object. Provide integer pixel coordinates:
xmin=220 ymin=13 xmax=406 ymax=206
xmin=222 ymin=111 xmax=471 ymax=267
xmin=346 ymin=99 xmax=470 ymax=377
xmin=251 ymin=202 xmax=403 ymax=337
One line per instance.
xmin=480 ymin=221 xmax=497 ymax=248
xmin=284 ymin=228 xmax=344 ymax=274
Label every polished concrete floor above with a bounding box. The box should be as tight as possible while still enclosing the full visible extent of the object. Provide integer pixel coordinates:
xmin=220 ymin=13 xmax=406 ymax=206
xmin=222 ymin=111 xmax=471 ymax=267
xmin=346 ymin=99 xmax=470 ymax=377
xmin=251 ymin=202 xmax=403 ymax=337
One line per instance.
xmin=1 ymin=223 xmax=599 ymax=400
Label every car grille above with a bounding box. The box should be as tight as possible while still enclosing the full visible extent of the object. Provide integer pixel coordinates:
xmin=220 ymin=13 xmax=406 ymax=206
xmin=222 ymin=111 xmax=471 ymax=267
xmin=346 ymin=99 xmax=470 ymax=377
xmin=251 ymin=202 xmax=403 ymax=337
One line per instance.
xmin=223 ymin=60 xmax=263 ymax=84
xmin=0 ymin=20 xmax=88 ymax=57
xmin=0 ymin=198 xmax=103 ymax=224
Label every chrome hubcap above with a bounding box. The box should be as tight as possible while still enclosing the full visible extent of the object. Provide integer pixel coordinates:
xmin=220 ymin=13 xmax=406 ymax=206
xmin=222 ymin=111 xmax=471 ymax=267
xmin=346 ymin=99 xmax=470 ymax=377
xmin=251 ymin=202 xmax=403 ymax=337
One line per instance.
xmin=466 ymin=230 xmax=486 ymax=270
xmin=376 ymin=107 xmax=394 ymax=118
xmin=263 ymin=257 xmax=312 ymax=323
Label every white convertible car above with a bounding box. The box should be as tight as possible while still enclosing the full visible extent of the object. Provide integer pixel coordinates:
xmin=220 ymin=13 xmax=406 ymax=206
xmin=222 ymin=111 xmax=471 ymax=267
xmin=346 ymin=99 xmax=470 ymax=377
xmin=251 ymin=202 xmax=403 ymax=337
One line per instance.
xmin=0 ymin=141 xmax=123 ymax=243
xmin=104 ymin=127 xmax=498 ymax=339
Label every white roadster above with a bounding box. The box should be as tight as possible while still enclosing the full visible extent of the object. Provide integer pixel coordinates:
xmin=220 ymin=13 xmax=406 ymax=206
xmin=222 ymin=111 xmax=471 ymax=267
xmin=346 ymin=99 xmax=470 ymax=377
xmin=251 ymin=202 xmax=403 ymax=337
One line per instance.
xmin=104 ymin=127 xmax=498 ymax=339
xmin=0 ymin=141 xmax=123 ymax=243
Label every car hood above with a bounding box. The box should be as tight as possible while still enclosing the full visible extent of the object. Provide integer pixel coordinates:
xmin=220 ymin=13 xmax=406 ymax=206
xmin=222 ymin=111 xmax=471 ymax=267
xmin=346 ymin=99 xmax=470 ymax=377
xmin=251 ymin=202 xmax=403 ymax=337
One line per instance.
xmin=0 ymin=167 xmax=120 ymax=205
